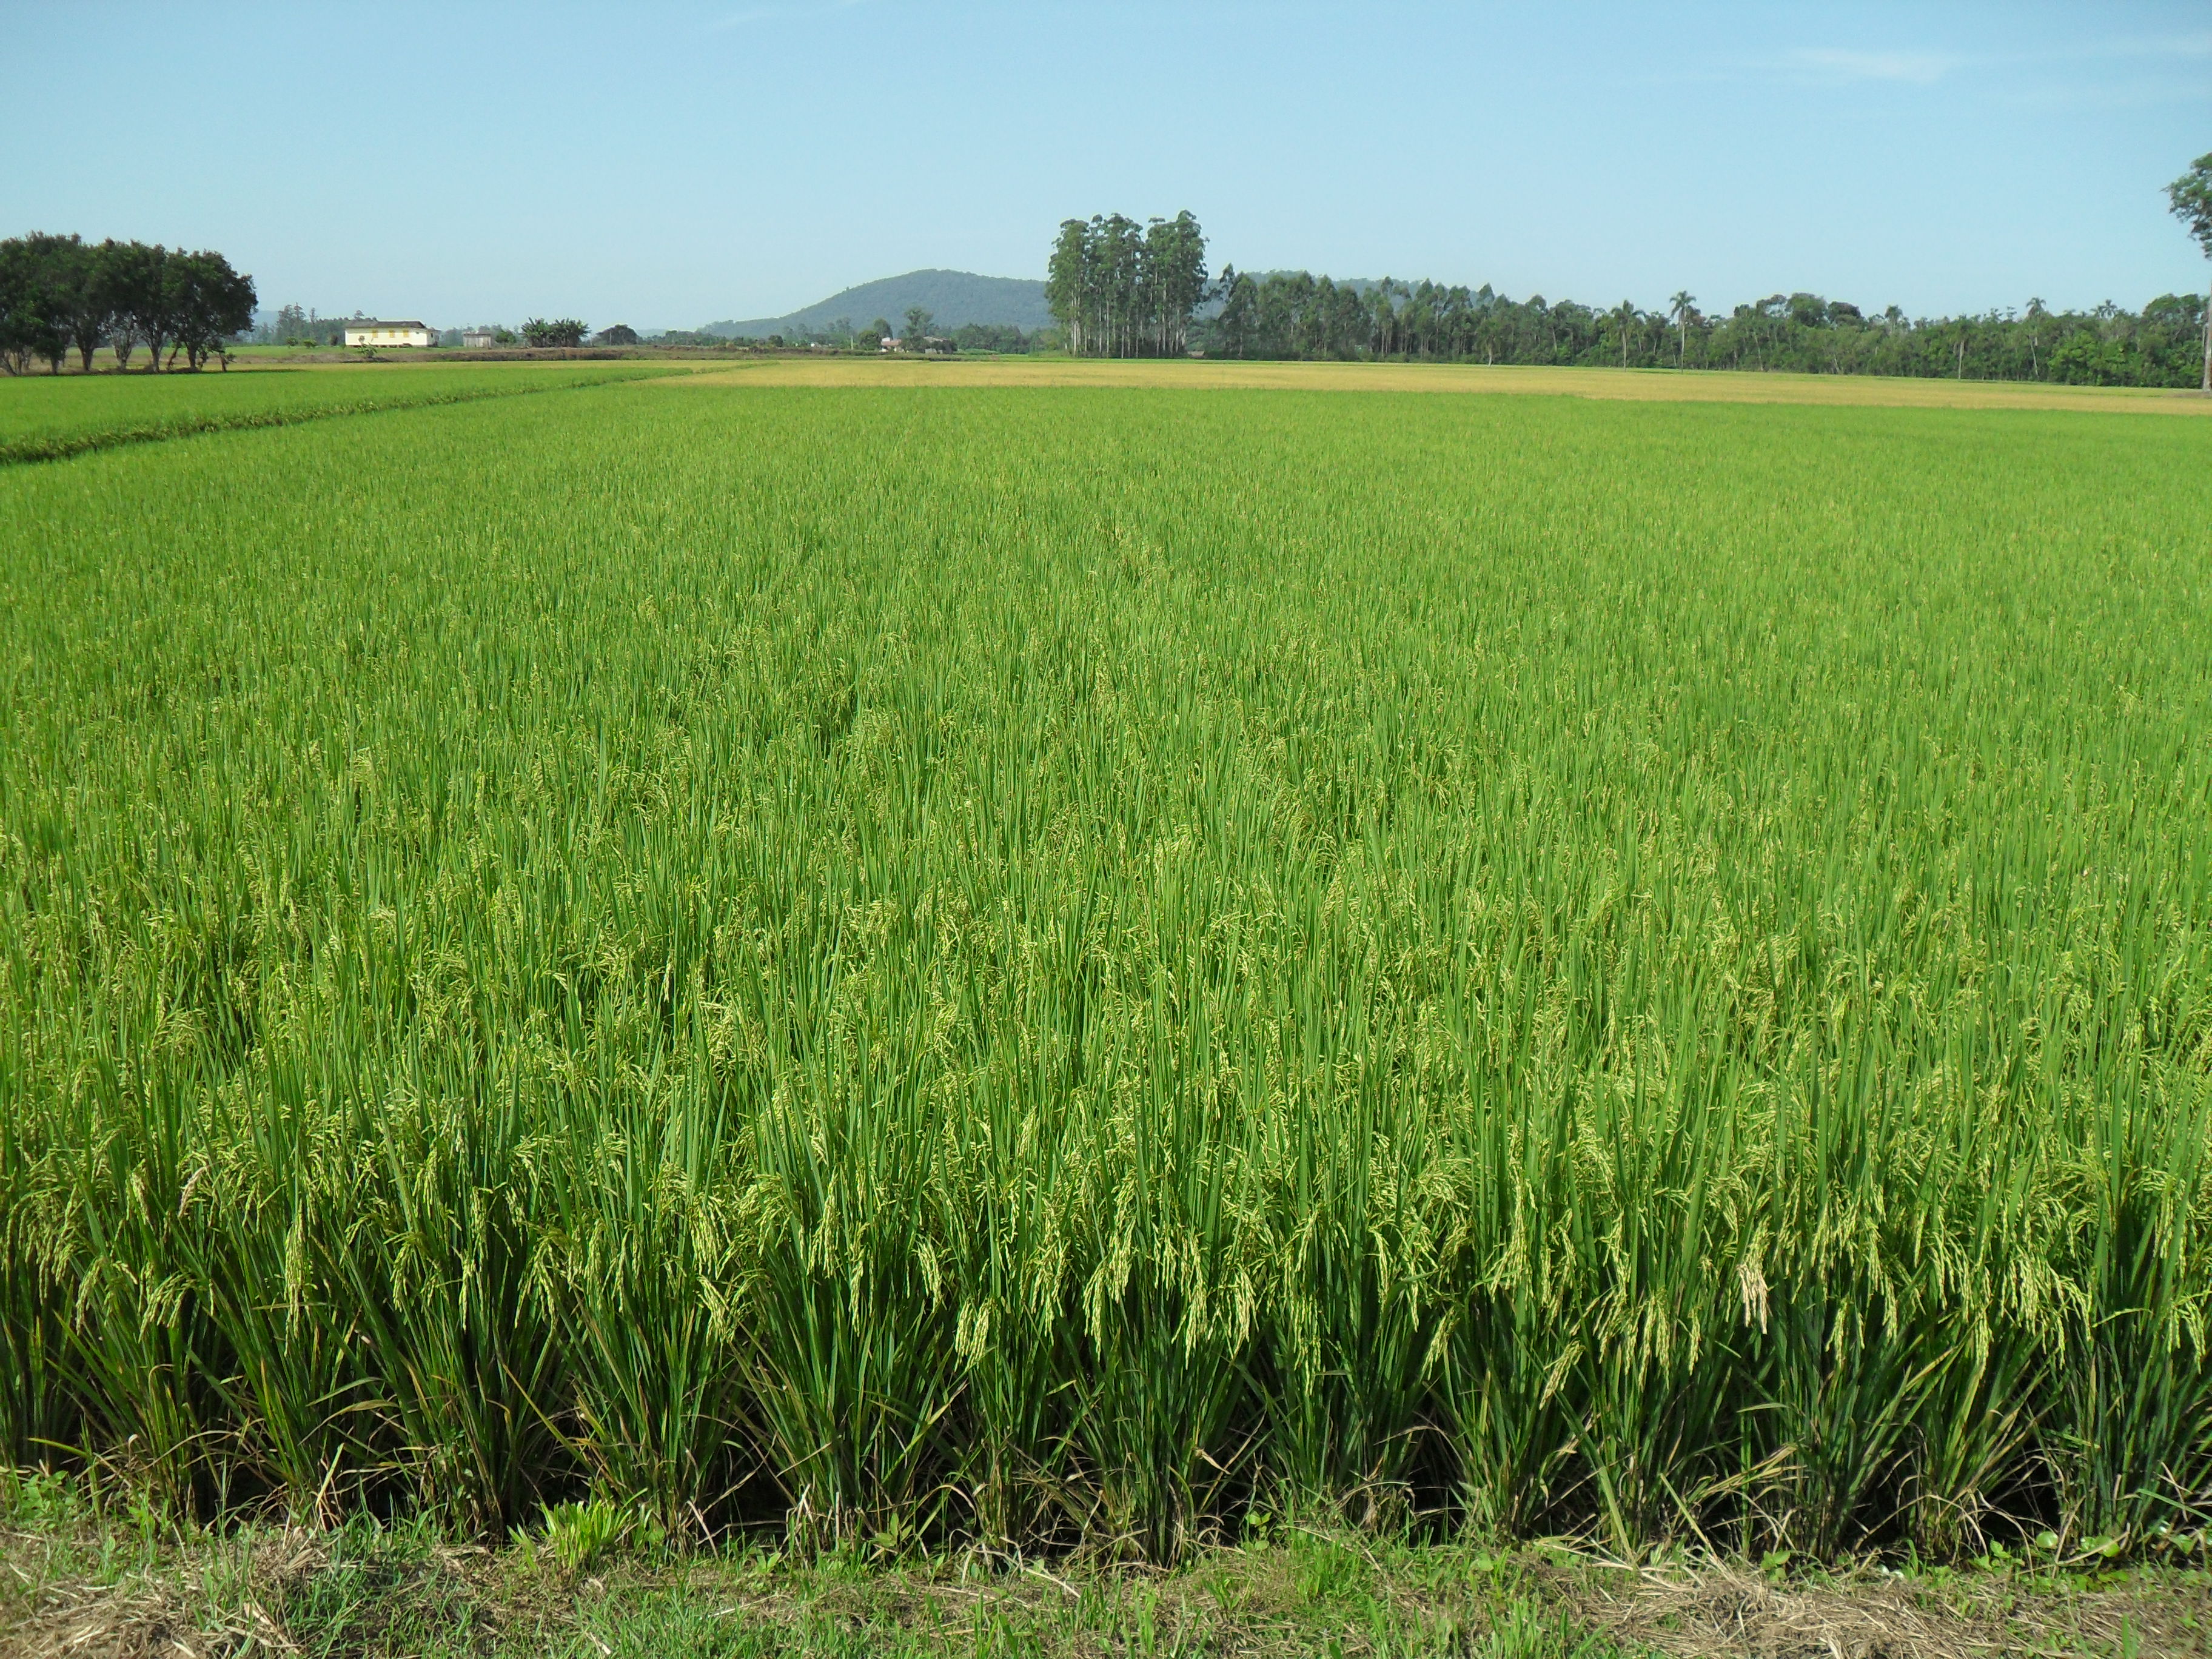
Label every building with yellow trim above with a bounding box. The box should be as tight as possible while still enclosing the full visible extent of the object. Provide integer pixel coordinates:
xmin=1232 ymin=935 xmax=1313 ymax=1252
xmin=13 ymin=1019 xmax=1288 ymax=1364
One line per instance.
xmin=343 ymin=320 xmax=435 ymax=348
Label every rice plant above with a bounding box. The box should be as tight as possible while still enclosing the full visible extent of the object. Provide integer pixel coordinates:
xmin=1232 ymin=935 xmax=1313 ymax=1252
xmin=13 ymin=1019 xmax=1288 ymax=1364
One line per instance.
xmin=0 ymin=360 xmax=677 ymax=464
xmin=1 ymin=380 xmax=2208 ymax=1560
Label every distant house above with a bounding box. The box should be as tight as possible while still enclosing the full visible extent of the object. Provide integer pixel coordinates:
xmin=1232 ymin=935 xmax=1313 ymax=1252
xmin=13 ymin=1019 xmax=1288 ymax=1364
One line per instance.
xmin=879 ymin=337 xmax=902 ymax=352
xmin=460 ymin=329 xmax=497 ymax=349
xmin=344 ymin=320 xmax=435 ymax=349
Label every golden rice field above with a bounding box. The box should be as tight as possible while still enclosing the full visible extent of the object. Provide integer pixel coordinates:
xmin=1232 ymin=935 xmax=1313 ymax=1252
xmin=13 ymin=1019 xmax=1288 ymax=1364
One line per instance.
xmin=674 ymin=352 xmax=2212 ymax=412
xmin=1 ymin=370 xmax=2209 ymax=1563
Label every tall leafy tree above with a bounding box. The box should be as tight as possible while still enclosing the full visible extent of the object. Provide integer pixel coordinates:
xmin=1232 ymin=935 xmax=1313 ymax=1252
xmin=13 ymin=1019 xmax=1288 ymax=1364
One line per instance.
xmin=1142 ymin=212 xmax=1208 ymax=357
xmin=1669 ymin=291 xmax=1695 ymax=369
xmin=2168 ymin=152 xmax=2212 ymax=393
xmin=1046 ymin=212 xmax=1208 ymax=360
xmin=1044 ymin=219 xmax=1093 ymax=356
xmin=1212 ymin=267 xmax=1256 ymax=359
xmin=0 ymin=236 xmax=69 ymax=373
xmin=104 ymin=241 xmax=179 ymax=370
xmin=171 ymin=250 xmax=256 ymax=369
xmin=65 ymin=239 xmax=126 ymax=372
xmin=1098 ymin=213 xmax=1142 ymax=356
xmin=13 ymin=234 xmax=113 ymax=372
xmin=1610 ymin=300 xmax=1637 ymax=368
xmin=0 ymin=240 xmax=45 ymax=375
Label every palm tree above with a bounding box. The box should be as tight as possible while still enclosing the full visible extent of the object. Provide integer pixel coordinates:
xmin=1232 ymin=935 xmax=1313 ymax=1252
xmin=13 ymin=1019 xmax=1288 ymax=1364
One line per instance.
xmin=1669 ymin=291 xmax=1695 ymax=369
xmin=1612 ymin=300 xmax=1638 ymax=368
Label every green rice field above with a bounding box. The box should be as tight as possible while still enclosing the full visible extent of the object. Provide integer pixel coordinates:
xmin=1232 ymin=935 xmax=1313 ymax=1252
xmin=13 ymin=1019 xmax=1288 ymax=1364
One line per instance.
xmin=0 ymin=361 xmax=679 ymax=464
xmin=2 ymin=375 xmax=2209 ymax=1563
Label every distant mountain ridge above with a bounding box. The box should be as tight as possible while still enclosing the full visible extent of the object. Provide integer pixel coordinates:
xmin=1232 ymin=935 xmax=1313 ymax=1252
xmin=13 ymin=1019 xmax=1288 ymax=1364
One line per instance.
xmin=702 ymin=269 xmax=1051 ymax=337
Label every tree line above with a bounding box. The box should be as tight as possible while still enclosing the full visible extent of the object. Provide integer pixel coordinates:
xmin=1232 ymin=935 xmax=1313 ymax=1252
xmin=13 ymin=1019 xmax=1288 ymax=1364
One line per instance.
xmin=0 ymin=235 xmax=256 ymax=374
xmin=1049 ymin=171 xmax=2212 ymax=387
xmin=1205 ymin=273 xmax=2208 ymax=387
xmin=700 ymin=313 xmax=1043 ymax=353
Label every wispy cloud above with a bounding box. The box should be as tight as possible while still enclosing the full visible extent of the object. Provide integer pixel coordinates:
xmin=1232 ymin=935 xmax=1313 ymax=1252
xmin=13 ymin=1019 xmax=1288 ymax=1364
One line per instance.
xmin=1788 ymin=47 xmax=1959 ymax=85
xmin=1661 ymin=32 xmax=2208 ymax=103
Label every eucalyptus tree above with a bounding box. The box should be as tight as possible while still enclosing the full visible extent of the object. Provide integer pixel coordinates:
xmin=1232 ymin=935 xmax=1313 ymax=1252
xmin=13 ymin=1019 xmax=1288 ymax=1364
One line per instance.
xmin=1045 ymin=220 xmax=1092 ymax=355
xmin=2168 ymin=153 xmax=2212 ymax=392
xmin=1046 ymin=211 xmax=1208 ymax=358
xmin=1141 ymin=212 xmax=1208 ymax=356
xmin=1099 ymin=215 xmax=1142 ymax=356
xmin=1212 ymin=267 xmax=1257 ymax=358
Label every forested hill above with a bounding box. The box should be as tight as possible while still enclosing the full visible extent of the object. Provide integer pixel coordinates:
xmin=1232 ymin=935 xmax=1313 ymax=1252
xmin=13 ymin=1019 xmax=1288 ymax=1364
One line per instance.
xmin=703 ymin=270 xmax=1050 ymax=337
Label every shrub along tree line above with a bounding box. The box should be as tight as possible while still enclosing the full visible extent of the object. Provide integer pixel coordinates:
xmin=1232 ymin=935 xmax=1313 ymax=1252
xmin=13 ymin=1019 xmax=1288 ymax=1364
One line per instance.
xmin=0 ymin=234 xmax=256 ymax=374
xmin=521 ymin=317 xmax=588 ymax=347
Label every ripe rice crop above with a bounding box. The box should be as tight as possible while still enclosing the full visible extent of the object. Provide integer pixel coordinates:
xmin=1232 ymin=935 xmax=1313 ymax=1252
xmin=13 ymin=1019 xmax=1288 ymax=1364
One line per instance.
xmin=1 ymin=381 xmax=2209 ymax=1562
xmin=0 ymin=361 xmax=682 ymax=465
xmin=672 ymin=353 xmax=2212 ymax=414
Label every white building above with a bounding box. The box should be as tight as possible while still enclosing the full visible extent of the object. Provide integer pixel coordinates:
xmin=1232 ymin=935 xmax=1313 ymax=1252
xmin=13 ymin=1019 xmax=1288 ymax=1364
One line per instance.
xmin=344 ymin=320 xmax=435 ymax=349
xmin=460 ymin=329 xmax=497 ymax=349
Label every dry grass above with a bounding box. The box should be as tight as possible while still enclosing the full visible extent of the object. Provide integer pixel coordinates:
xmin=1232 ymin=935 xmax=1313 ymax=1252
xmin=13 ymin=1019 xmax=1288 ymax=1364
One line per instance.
xmin=666 ymin=352 xmax=2212 ymax=412
xmin=1583 ymin=1561 xmax=2210 ymax=1657
xmin=6 ymin=1520 xmax=2207 ymax=1658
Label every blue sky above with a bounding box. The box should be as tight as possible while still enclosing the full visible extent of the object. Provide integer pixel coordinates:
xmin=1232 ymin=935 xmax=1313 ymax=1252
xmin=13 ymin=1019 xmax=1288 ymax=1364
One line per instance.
xmin=3 ymin=1 xmax=2207 ymax=330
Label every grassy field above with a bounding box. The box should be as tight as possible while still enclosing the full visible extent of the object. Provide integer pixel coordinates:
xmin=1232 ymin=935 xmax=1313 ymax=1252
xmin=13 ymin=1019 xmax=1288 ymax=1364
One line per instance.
xmin=8 ymin=1471 xmax=2206 ymax=1658
xmin=2 ymin=375 xmax=2210 ymax=1578
xmin=0 ymin=361 xmax=684 ymax=464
